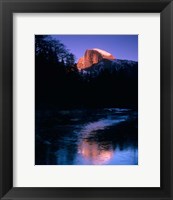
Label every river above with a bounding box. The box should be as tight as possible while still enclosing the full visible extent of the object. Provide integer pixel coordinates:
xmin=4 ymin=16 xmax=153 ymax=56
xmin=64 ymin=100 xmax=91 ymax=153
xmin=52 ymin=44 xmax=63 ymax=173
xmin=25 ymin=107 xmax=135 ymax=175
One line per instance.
xmin=35 ymin=108 xmax=138 ymax=165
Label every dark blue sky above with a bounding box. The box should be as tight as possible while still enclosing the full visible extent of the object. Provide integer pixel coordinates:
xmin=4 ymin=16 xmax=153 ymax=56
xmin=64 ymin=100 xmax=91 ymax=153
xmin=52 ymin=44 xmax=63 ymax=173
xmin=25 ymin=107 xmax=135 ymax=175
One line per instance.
xmin=52 ymin=35 xmax=138 ymax=62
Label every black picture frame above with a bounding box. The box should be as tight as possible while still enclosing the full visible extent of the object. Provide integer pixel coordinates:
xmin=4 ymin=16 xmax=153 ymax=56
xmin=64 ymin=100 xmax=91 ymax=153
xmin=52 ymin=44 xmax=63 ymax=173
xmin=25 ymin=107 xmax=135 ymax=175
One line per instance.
xmin=0 ymin=0 xmax=173 ymax=199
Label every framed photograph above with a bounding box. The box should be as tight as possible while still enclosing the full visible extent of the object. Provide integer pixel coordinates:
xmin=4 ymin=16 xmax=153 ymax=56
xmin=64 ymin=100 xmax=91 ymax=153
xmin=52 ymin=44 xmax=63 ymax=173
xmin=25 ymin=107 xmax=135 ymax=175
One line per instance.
xmin=0 ymin=0 xmax=173 ymax=199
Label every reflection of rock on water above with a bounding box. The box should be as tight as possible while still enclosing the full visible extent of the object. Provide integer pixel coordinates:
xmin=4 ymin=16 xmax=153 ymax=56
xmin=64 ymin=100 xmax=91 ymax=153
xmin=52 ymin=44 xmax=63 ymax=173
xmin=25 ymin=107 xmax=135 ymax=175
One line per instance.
xmin=35 ymin=109 xmax=138 ymax=165
xmin=77 ymin=118 xmax=126 ymax=165
xmin=78 ymin=139 xmax=114 ymax=165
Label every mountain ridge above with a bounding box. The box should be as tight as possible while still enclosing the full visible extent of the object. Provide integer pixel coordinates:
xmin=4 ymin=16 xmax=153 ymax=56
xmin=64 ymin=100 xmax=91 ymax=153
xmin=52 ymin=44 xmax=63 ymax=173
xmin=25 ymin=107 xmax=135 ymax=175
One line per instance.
xmin=80 ymin=58 xmax=138 ymax=78
xmin=77 ymin=48 xmax=115 ymax=70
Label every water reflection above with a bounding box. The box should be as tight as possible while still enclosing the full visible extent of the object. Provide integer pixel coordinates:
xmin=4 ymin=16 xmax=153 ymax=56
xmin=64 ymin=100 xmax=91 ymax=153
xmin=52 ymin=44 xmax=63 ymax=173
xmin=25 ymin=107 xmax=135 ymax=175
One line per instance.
xmin=35 ymin=108 xmax=138 ymax=165
xmin=80 ymin=118 xmax=126 ymax=134
xmin=78 ymin=140 xmax=114 ymax=164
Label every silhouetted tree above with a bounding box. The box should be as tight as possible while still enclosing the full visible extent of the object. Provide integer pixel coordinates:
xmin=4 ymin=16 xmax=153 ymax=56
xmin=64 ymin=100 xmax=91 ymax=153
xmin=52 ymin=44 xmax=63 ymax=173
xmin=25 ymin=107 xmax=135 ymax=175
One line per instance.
xmin=35 ymin=35 xmax=78 ymax=108
xmin=65 ymin=53 xmax=75 ymax=67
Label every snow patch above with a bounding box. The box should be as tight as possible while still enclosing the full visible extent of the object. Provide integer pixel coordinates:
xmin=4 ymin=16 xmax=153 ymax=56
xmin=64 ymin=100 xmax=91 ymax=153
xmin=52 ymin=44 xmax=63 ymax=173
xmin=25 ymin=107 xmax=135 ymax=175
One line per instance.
xmin=93 ymin=48 xmax=112 ymax=57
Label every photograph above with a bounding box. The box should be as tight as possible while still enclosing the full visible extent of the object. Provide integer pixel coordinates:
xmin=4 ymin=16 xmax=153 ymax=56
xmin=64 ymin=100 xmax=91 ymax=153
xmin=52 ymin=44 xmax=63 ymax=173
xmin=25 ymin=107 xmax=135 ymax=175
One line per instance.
xmin=1 ymin=0 xmax=173 ymax=198
xmin=35 ymin=35 xmax=138 ymax=165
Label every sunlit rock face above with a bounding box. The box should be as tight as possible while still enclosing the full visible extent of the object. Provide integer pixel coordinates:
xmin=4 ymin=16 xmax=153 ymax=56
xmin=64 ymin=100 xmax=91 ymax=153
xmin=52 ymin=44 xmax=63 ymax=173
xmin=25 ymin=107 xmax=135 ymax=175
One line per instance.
xmin=77 ymin=57 xmax=85 ymax=69
xmin=77 ymin=48 xmax=115 ymax=70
